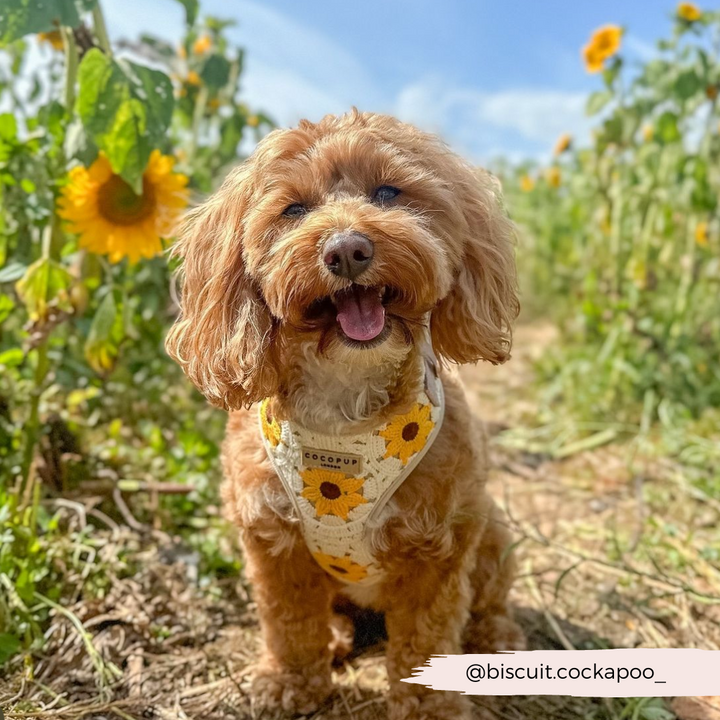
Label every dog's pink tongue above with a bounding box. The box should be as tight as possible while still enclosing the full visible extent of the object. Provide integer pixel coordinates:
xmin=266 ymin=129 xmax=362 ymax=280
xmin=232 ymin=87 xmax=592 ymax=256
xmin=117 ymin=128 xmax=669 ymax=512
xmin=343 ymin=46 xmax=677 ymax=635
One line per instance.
xmin=335 ymin=286 xmax=385 ymax=341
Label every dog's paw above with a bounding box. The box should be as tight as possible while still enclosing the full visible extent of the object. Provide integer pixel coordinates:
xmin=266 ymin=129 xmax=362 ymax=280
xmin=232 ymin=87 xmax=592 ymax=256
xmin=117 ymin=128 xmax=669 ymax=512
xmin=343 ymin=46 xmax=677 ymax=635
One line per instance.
xmin=329 ymin=612 xmax=354 ymax=663
xmin=388 ymin=693 xmax=474 ymax=720
xmin=464 ymin=612 xmax=526 ymax=653
xmin=249 ymin=663 xmax=332 ymax=717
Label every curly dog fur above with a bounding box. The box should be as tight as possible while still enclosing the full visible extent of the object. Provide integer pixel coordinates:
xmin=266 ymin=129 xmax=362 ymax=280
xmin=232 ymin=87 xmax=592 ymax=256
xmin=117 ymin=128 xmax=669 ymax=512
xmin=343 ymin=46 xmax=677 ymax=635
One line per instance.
xmin=166 ymin=110 xmax=525 ymax=719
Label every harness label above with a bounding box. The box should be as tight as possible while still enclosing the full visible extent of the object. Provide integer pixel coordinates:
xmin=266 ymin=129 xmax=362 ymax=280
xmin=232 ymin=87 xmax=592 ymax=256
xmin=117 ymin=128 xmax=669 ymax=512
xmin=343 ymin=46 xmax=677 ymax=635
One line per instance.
xmin=301 ymin=446 xmax=364 ymax=474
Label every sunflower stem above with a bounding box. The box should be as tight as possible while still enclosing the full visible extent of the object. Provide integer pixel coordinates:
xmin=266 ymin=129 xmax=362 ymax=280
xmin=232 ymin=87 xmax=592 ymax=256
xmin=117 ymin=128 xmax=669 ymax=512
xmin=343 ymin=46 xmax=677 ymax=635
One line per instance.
xmin=189 ymin=85 xmax=209 ymax=161
xmin=60 ymin=26 xmax=78 ymax=111
xmin=92 ymin=2 xmax=113 ymax=56
xmin=18 ymin=221 xmax=62 ymax=516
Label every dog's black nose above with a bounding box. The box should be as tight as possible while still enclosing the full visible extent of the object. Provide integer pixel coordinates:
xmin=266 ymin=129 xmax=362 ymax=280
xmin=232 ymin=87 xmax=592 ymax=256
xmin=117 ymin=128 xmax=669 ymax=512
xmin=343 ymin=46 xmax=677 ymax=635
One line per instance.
xmin=323 ymin=232 xmax=374 ymax=280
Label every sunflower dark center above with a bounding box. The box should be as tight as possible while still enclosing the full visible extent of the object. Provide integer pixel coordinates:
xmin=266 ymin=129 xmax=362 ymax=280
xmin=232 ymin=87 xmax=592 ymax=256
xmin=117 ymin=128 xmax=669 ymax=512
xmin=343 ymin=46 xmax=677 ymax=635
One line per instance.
xmin=98 ymin=174 xmax=156 ymax=226
xmin=402 ymin=422 xmax=420 ymax=442
xmin=320 ymin=481 xmax=342 ymax=500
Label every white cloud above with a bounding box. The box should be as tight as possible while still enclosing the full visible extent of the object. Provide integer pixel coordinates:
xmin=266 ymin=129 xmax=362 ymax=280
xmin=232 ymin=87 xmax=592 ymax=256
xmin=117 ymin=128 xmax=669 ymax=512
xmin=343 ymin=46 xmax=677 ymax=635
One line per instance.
xmin=396 ymin=76 xmax=591 ymax=162
xmin=227 ymin=0 xmax=382 ymax=121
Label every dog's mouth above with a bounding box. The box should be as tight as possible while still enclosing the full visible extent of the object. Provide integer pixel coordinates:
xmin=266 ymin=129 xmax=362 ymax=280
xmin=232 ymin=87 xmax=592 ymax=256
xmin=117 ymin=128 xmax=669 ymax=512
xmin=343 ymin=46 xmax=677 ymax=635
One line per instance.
xmin=305 ymin=285 xmax=398 ymax=347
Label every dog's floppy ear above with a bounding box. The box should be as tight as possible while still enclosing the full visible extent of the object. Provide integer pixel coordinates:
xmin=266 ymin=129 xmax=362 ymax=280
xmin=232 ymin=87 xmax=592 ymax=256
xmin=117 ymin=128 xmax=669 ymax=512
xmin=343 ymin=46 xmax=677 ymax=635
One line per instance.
xmin=165 ymin=164 xmax=278 ymax=410
xmin=431 ymin=166 xmax=519 ymax=365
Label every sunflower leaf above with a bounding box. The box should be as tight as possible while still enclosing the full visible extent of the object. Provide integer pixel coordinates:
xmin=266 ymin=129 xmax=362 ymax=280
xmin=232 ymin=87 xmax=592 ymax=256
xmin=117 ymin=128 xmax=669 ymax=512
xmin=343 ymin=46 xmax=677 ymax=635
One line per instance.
xmin=0 ymin=293 xmax=14 ymax=325
xmin=0 ymin=633 xmax=21 ymax=665
xmin=656 ymin=111 xmax=681 ymax=144
xmin=173 ymin=0 xmax=199 ymax=26
xmin=77 ymin=49 xmax=174 ymax=191
xmin=15 ymin=257 xmax=73 ymax=322
xmin=0 ymin=0 xmax=98 ymax=43
xmin=200 ymin=54 xmax=231 ymax=89
xmin=85 ymin=289 xmax=124 ymax=375
xmin=586 ymin=90 xmax=612 ymax=116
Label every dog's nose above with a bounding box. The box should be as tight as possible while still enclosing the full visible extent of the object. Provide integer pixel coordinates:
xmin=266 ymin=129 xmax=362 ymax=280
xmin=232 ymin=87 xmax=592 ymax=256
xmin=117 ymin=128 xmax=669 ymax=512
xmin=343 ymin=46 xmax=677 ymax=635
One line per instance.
xmin=322 ymin=231 xmax=374 ymax=280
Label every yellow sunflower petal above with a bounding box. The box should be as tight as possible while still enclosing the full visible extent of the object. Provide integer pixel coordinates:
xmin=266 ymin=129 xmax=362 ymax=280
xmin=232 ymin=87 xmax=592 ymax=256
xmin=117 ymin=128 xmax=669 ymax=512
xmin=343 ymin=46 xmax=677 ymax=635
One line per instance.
xmin=300 ymin=468 xmax=367 ymax=519
xmin=312 ymin=552 xmax=369 ymax=583
xmin=380 ymin=403 xmax=435 ymax=465
xmin=260 ymin=398 xmax=282 ymax=446
xmin=57 ymin=152 xmax=188 ymax=263
xmin=677 ymin=2 xmax=702 ymax=21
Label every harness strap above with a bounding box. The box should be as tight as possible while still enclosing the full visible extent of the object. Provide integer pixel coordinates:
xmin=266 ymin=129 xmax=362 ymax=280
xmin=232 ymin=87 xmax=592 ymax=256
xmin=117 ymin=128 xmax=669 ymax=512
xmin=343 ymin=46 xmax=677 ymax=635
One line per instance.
xmin=259 ymin=365 xmax=445 ymax=585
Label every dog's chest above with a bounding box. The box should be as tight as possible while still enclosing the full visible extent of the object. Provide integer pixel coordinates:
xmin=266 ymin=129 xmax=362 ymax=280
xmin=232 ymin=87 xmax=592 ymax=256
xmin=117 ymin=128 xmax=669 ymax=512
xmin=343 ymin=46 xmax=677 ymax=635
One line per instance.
xmin=258 ymin=374 xmax=444 ymax=588
xmin=288 ymin=352 xmax=399 ymax=432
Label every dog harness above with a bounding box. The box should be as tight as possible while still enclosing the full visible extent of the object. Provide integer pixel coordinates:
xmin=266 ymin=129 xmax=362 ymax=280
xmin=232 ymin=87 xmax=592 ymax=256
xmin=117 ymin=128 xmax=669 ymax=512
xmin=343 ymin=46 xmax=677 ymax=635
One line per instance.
xmin=259 ymin=367 xmax=444 ymax=586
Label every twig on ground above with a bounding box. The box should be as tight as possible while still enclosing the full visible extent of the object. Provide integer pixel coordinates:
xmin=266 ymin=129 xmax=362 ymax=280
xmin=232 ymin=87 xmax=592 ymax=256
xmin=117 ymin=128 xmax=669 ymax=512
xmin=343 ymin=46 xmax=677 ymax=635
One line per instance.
xmin=524 ymin=565 xmax=576 ymax=651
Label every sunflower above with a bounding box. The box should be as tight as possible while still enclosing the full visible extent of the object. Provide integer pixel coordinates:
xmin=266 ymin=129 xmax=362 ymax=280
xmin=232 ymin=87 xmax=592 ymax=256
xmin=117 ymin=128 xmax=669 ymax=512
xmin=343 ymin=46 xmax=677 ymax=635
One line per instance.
xmin=582 ymin=25 xmax=622 ymax=73
xmin=38 ymin=30 xmax=64 ymax=51
xmin=301 ymin=468 xmax=366 ymax=520
xmin=58 ymin=151 xmax=188 ymax=263
xmin=677 ymin=2 xmax=702 ymax=21
xmin=545 ymin=167 xmax=562 ymax=189
xmin=186 ymin=70 xmax=201 ymax=86
xmin=379 ymin=403 xmax=434 ymax=465
xmin=553 ymin=133 xmax=572 ymax=156
xmin=582 ymin=43 xmax=605 ymax=74
xmin=260 ymin=398 xmax=282 ymax=447
xmin=312 ymin=552 xmax=369 ymax=583
xmin=192 ymin=35 xmax=212 ymax=55
xmin=695 ymin=222 xmax=709 ymax=247
xmin=520 ymin=175 xmax=535 ymax=192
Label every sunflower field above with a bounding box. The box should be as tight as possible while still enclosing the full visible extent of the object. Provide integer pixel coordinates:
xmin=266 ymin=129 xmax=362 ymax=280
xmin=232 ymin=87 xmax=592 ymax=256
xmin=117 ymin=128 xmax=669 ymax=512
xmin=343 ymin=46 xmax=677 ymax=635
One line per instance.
xmin=507 ymin=5 xmax=720 ymax=461
xmin=0 ymin=0 xmax=270 ymax=674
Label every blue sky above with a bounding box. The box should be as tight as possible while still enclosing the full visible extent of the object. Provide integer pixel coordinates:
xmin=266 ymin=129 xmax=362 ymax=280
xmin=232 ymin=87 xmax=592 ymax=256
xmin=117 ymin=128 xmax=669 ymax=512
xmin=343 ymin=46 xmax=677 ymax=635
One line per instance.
xmin=103 ymin=0 xmax=693 ymax=162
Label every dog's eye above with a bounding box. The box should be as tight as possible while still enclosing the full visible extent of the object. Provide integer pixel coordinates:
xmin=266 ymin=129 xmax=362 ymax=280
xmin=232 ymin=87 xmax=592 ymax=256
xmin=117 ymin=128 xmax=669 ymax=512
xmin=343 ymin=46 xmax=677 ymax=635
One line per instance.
xmin=372 ymin=185 xmax=401 ymax=205
xmin=283 ymin=203 xmax=307 ymax=218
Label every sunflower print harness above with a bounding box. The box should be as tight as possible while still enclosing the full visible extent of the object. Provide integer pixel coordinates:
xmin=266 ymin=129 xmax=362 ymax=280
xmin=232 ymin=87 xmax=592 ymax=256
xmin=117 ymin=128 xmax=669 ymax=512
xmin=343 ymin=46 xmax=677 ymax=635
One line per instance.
xmin=259 ymin=369 xmax=444 ymax=586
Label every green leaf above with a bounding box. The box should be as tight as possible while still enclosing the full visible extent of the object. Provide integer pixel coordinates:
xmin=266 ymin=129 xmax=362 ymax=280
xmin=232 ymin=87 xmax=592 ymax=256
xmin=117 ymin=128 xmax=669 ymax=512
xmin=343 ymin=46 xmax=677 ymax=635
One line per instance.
xmin=219 ymin=113 xmax=246 ymax=160
xmin=174 ymin=0 xmax=199 ymax=26
xmin=84 ymin=289 xmax=124 ymax=374
xmin=0 ymin=347 xmax=23 ymax=367
xmin=0 ymin=292 xmax=14 ymax=324
xmin=601 ymin=57 xmax=622 ymax=89
xmin=76 ymin=49 xmax=174 ymax=190
xmin=656 ymin=111 xmax=681 ymax=144
xmin=15 ymin=257 xmax=73 ymax=321
xmin=0 ymin=633 xmax=21 ymax=665
xmin=602 ymin=115 xmax=624 ymax=145
xmin=639 ymin=704 xmax=674 ymax=720
xmin=674 ymin=69 xmax=702 ymax=100
xmin=0 ymin=113 xmax=17 ymax=142
xmin=586 ymin=91 xmax=613 ymax=116
xmin=0 ymin=0 xmax=98 ymax=43
xmin=0 ymin=261 xmax=27 ymax=283
xmin=200 ymin=54 xmax=231 ymax=89
xmin=139 ymin=34 xmax=176 ymax=60
xmin=63 ymin=117 xmax=96 ymax=165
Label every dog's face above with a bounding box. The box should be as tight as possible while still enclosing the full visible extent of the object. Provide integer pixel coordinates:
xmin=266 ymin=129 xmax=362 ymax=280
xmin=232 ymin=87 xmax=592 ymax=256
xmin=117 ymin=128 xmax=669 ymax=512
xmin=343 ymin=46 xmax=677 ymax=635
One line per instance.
xmin=166 ymin=111 xmax=519 ymax=410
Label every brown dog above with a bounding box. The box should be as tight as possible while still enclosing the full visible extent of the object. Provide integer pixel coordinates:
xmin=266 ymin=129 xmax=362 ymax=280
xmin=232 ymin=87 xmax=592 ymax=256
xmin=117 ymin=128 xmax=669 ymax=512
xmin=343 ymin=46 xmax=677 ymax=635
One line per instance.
xmin=166 ymin=110 xmax=524 ymax=720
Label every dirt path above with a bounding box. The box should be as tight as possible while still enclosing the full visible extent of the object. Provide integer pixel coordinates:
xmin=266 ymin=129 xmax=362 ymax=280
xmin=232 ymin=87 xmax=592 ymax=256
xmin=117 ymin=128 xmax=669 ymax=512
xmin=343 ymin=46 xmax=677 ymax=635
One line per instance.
xmin=2 ymin=321 xmax=719 ymax=720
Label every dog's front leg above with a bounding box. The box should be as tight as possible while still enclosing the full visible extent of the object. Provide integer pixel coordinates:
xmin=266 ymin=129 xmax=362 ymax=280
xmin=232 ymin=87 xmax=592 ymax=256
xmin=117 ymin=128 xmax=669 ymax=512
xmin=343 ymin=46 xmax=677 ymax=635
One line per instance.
xmin=382 ymin=526 xmax=480 ymax=720
xmin=242 ymin=529 xmax=336 ymax=715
